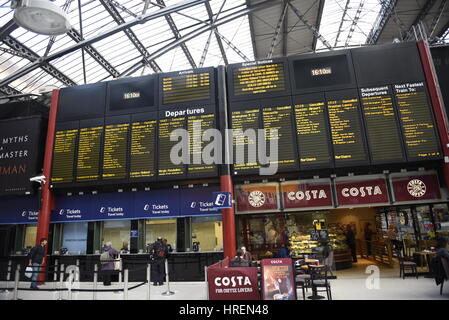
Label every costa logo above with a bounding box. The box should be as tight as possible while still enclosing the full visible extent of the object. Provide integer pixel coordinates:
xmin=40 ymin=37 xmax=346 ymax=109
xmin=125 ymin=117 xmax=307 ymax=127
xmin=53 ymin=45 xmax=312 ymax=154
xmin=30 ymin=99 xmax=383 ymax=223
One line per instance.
xmin=287 ymin=189 xmax=327 ymax=201
xmin=341 ymin=186 xmax=383 ymax=198
xmin=248 ymin=190 xmax=265 ymax=207
xmin=214 ymin=276 xmax=252 ymax=287
xmin=407 ymin=179 xmax=426 ymax=198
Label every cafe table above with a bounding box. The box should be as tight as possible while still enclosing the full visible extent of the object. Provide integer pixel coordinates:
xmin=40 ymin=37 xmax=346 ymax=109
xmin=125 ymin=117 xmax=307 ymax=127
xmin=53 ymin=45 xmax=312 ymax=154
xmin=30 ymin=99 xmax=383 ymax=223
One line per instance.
xmin=415 ymin=251 xmax=436 ymax=276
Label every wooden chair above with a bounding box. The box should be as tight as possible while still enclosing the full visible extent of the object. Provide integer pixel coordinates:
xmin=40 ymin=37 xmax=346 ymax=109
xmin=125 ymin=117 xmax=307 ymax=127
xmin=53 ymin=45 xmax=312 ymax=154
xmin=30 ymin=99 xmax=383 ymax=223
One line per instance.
xmin=395 ymin=248 xmax=418 ymax=279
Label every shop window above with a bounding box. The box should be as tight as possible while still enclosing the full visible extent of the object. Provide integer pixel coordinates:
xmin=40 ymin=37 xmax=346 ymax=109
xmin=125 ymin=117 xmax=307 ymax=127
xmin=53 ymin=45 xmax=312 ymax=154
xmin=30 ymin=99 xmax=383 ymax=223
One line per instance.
xmin=396 ymin=208 xmax=417 ymax=242
xmin=191 ymin=216 xmax=223 ymax=252
xmin=24 ymin=225 xmax=37 ymax=249
xmin=102 ymin=220 xmax=131 ymax=251
xmin=146 ymin=219 xmax=176 ymax=249
xmin=432 ymin=203 xmax=449 ymax=235
xmin=415 ymin=205 xmax=435 ymax=239
xmin=62 ymin=222 xmax=88 ymax=255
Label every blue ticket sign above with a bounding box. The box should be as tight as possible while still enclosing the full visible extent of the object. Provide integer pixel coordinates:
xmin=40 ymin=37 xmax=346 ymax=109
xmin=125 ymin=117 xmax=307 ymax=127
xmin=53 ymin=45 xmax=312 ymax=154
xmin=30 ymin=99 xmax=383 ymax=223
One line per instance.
xmin=92 ymin=192 xmax=134 ymax=221
xmin=52 ymin=194 xmax=93 ymax=222
xmin=181 ymin=186 xmax=221 ymax=216
xmin=134 ymin=188 xmax=180 ymax=218
xmin=212 ymin=191 xmax=232 ymax=209
xmin=0 ymin=196 xmax=39 ymax=224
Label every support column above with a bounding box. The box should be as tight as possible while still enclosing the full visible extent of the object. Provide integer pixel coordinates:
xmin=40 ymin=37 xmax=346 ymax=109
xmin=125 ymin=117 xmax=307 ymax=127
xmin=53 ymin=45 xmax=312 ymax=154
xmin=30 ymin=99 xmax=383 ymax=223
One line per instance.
xmin=220 ymin=175 xmax=236 ymax=259
xmin=417 ymin=41 xmax=449 ymax=188
xmin=36 ymin=89 xmax=60 ymax=283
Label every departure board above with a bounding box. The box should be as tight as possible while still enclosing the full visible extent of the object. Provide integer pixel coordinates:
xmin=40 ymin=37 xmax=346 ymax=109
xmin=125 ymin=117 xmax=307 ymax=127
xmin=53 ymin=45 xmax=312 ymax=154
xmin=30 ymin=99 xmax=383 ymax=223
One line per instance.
xmin=52 ymin=129 xmax=78 ymax=183
xmin=294 ymin=101 xmax=332 ymax=168
xmin=162 ymin=72 xmax=211 ymax=105
xmin=394 ymin=82 xmax=441 ymax=160
xmin=76 ymin=126 xmax=103 ymax=182
xmin=130 ymin=120 xmax=156 ymax=179
xmin=232 ymin=62 xmax=286 ymax=96
xmin=158 ymin=116 xmax=186 ymax=177
xmin=327 ymin=97 xmax=367 ymax=165
xmin=187 ymin=113 xmax=217 ymax=177
xmin=231 ymin=108 xmax=261 ymax=174
xmin=360 ymin=86 xmax=404 ymax=163
xmin=262 ymin=105 xmax=297 ymax=171
xmin=102 ymin=123 xmax=129 ymax=180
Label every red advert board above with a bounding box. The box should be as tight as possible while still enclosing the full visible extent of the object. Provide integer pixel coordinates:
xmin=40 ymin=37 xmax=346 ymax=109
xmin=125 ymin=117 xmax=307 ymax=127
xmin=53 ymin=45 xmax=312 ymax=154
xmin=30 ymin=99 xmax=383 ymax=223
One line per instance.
xmin=207 ymin=267 xmax=260 ymax=300
xmin=235 ymin=183 xmax=279 ymax=213
xmin=261 ymin=258 xmax=296 ymax=300
xmin=391 ymin=172 xmax=441 ymax=203
xmin=335 ymin=176 xmax=390 ymax=206
xmin=281 ymin=179 xmax=333 ymax=210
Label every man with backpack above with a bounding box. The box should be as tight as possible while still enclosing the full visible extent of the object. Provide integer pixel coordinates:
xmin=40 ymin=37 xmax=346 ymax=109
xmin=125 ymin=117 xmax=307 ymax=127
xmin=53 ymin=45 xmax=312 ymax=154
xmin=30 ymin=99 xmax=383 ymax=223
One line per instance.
xmin=149 ymin=237 xmax=168 ymax=286
xmin=27 ymin=238 xmax=47 ymax=289
xmin=100 ymin=241 xmax=118 ymax=286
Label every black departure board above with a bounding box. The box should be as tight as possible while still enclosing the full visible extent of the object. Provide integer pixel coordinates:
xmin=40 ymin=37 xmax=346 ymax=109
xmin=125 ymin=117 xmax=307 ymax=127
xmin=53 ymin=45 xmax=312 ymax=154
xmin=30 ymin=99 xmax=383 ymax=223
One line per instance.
xmin=158 ymin=116 xmax=186 ymax=177
xmin=102 ymin=123 xmax=129 ymax=180
xmin=262 ymin=104 xmax=297 ymax=171
xmin=394 ymin=82 xmax=441 ymax=160
xmin=76 ymin=126 xmax=103 ymax=182
xmin=162 ymin=71 xmax=211 ymax=105
xmin=187 ymin=113 xmax=217 ymax=177
xmin=327 ymin=95 xmax=367 ymax=165
xmin=231 ymin=107 xmax=261 ymax=174
xmin=232 ymin=62 xmax=286 ymax=97
xmin=360 ymin=86 xmax=405 ymax=163
xmin=52 ymin=128 xmax=78 ymax=183
xmin=294 ymin=100 xmax=332 ymax=168
xmin=130 ymin=120 xmax=156 ymax=179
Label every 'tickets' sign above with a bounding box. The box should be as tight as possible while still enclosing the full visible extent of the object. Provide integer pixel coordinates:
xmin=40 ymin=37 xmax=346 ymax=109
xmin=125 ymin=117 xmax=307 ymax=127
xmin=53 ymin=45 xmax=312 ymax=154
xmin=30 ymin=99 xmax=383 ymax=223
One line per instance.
xmin=281 ymin=179 xmax=333 ymax=210
xmin=261 ymin=258 xmax=296 ymax=300
xmin=391 ymin=172 xmax=441 ymax=203
xmin=335 ymin=176 xmax=390 ymax=206
xmin=208 ymin=267 xmax=260 ymax=300
xmin=235 ymin=183 xmax=279 ymax=213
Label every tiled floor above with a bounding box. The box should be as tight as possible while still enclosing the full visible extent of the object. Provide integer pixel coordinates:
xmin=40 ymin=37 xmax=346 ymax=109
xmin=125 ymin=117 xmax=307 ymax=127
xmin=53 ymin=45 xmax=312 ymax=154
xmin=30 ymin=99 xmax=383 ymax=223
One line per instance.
xmin=0 ymin=259 xmax=447 ymax=300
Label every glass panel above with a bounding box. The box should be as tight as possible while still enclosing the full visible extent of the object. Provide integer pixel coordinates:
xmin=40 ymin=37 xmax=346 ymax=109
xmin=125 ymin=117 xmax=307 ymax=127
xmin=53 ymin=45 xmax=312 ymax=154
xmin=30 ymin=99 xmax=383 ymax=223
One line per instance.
xmin=415 ymin=205 xmax=435 ymax=240
xmin=432 ymin=203 xmax=449 ymax=235
xmin=24 ymin=225 xmax=37 ymax=249
xmin=191 ymin=217 xmax=223 ymax=252
xmin=102 ymin=220 xmax=131 ymax=251
xmin=62 ymin=222 xmax=88 ymax=255
xmin=145 ymin=219 xmax=177 ymax=250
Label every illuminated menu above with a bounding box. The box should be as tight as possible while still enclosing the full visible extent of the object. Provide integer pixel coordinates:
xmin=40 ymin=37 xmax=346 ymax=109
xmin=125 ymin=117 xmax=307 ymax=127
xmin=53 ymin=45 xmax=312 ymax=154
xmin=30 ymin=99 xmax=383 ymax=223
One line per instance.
xmin=52 ymin=129 xmax=78 ymax=183
xmin=76 ymin=126 xmax=103 ymax=182
xmin=394 ymin=82 xmax=441 ymax=159
xmin=262 ymin=105 xmax=297 ymax=171
xmin=162 ymin=72 xmax=211 ymax=105
xmin=360 ymin=86 xmax=404 ymax=163
xmin=158 ymin=116 xmax=186 ymax=177
xmin=102 ymin=123 xmax=129 ymax=180
xmin=294 ymin=101 xmax=332 ymax=167
xmin=231 ymin=108 xmax=261 ymax=173
xmin=327 ymin=98 xmax=367 ymax=164
xmin=130 ymin=121 xmax=156 ymax=179
xmin=233 ymin=62 xmax=286 ymax=96
xmin=187 ymin=113 xmax=217 ymax=177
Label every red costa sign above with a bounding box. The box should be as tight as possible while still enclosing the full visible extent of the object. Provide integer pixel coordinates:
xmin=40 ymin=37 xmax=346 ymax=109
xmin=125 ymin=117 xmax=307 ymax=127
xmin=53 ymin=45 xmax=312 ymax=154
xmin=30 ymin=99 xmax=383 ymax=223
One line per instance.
xmin=281 ymin=180 xmax=333 ymax=210
xmin=391 ymin=173 xmax=441 ymax=202
xmin=208 ymin=267 xmax=260 ymax=300
xmin=336 ymin=177 xmax=389 ymax=206
xmin=235 ymin=184 xmax=279 ymax=213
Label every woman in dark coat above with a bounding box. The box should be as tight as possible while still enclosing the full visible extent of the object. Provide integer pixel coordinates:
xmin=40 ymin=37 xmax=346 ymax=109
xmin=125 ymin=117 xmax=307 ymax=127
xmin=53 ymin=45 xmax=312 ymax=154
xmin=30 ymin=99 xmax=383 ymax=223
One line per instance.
xmin=345 ymin=224 xmax=357 ymax=262
xmin=101 ymin=242 xmax=118 ymax=286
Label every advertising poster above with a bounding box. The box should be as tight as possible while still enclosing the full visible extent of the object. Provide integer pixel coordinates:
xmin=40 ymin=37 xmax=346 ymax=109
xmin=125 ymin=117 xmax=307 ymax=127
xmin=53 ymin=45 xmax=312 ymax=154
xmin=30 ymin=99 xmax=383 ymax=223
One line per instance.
xmin=208 ymin=266 xmax=260 ymax=300
xmin=261 ymin=258 xmax=296 ymax=300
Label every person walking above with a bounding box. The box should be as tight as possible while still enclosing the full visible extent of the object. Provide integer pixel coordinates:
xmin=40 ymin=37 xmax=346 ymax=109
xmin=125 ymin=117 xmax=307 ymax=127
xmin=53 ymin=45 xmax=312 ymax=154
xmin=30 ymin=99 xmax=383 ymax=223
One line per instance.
xmin=100 ymin=242 xmax=118 ymax=286
xmin=345 ymin=224 xmax=357 ymax=263
xmin=230 ymin=249 xmax=250 ymax=267
xmin=27 ymin=238 xmax=47 ymax=289
xmin=149 ymin=237 xmax=168 ymax=286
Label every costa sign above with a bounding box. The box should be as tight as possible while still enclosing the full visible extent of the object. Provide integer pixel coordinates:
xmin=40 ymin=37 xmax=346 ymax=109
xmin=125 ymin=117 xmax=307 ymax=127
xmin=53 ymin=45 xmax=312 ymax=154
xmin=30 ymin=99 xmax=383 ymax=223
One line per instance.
xmin=281 ymin=179 xmax=333 ymax=210
xmin=208 ymin=267 xmax=260 ymax=300
xmin=391 ymin=172 xmax=441 ymax=203
xmin=335 ymin=176 xmax=389 ymax=206
xmin=235 ymin=183 xmax=279 ymax=213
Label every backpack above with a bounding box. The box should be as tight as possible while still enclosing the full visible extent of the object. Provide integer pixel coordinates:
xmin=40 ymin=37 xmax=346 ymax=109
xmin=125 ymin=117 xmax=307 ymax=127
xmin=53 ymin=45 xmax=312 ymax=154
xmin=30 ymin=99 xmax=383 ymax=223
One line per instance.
xmin=150 ymin=242 xmax=166 ymax=260
xmin=100 ymin=251 xmax=110 ymax=264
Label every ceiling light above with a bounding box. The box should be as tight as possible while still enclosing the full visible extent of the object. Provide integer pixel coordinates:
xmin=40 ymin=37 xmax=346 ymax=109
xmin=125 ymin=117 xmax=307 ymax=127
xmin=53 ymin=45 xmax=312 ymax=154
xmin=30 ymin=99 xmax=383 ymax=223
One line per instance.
xmin=12 ymin=0 xmax=71 ymax=35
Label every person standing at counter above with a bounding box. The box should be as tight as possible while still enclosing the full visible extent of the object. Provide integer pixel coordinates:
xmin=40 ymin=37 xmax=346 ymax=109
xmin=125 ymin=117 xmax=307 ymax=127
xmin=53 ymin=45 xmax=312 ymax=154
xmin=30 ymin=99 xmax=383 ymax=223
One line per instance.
xmin=149 ymin=237 xmax=168 ymax=286
xmin=100 ymin=242 xmax=118 ymax=286
xmin=345 ymin=224 xmax=357 ymax=263
xmin=364 ymin=223 xmax=374 ymax=256
xmin=27 ymin=238 xmax=47 ymax=289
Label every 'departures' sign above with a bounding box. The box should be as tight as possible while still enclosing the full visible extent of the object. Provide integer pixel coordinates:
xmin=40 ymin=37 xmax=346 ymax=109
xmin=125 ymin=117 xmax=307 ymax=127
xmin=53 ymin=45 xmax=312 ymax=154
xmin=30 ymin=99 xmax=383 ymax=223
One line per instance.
xmin=0 ymin=117 xmax=45 ymax=196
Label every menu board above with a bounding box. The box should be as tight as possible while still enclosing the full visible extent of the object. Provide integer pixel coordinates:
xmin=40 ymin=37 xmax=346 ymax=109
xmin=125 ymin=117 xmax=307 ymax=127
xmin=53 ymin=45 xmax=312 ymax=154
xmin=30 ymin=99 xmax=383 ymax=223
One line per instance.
xmin=262 ymin=104 xmax=297 ymax=171
xmin=130 ymin=120 xmax=156 ymax=179
xmin=76 ymin=126 xmax=103 ymax=182
xmin=158 ymin=115 xmax=186 ymax=177
xmin=394 ymin=82 xmax=441 ymax=160
xmin=327 ymin=95 xmax=367 ymax=165
xmin=231 ymin=107 xmax=261 ymax=174
xmin=187 ymin=113 xmax=217 ymax=177
xmin=52 ymin=128 xmax=78 ymax=184
xmin=294 ymin=99 xmax=332 ymax=168
xmin=360 ymin=86 xmax=405 ymax=163
xmin=232 ymin=62 xmax=287 ymax=97
xmin=162 ymin=71 xmax=211 ymax=105
xmin=102 ymin=123 xmax=129 ymax=180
